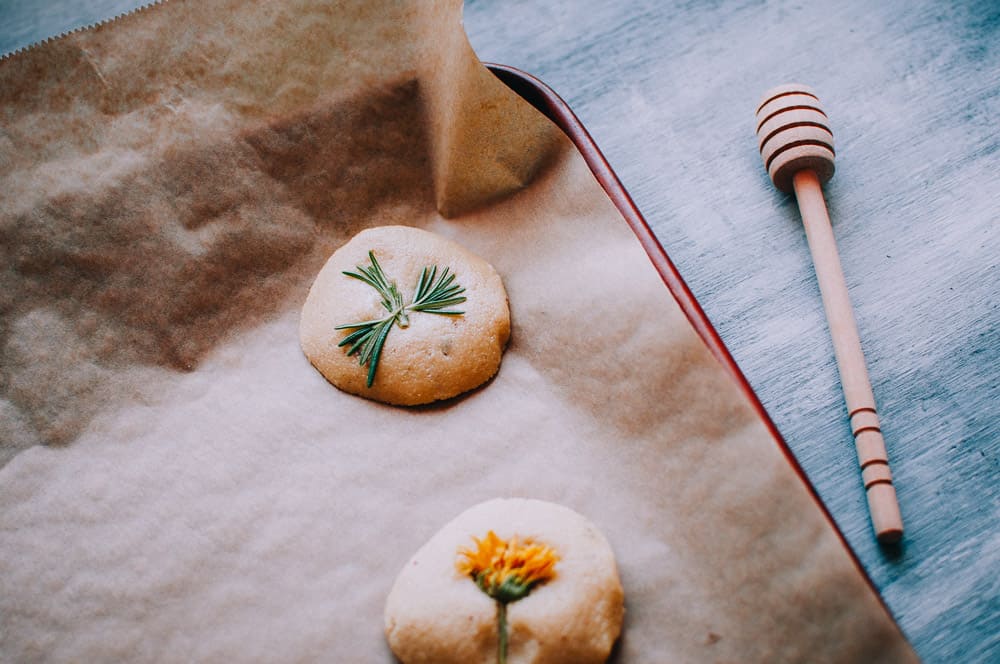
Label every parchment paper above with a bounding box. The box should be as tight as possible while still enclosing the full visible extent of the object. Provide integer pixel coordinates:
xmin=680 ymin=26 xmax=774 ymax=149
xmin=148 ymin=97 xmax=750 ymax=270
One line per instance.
xmin=0 ymin=0 xmax=916 ymax=661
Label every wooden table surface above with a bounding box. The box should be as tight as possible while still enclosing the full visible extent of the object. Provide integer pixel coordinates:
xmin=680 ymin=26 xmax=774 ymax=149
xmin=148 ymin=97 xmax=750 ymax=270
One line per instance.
xmin=3 ymin=1 xmax=997 ymax=661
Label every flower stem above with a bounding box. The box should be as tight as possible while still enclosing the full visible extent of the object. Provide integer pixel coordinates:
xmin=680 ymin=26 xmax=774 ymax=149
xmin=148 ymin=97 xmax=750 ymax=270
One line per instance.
xmin=497 ymin=601 xmax=508 ymax=664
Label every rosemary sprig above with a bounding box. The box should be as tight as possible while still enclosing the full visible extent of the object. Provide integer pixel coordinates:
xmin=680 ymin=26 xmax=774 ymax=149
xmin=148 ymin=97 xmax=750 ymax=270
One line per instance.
xmin=410 ymin=265 xmax=467 ymax=314
xmin=335 ymin=251 xmax=467 ymax=387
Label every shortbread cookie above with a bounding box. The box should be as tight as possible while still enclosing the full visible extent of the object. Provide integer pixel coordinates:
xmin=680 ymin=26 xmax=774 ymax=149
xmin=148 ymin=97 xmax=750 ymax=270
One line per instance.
xmin=385 ymin=498 xmax=624 ymax=664
xmin=300 ymin=226 xmax=510 ymax=405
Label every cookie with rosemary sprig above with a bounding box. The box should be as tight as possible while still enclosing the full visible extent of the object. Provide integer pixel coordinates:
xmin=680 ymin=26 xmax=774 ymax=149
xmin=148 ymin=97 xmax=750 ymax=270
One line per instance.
xmin=300 ymin=225 xmax=510 ymax=405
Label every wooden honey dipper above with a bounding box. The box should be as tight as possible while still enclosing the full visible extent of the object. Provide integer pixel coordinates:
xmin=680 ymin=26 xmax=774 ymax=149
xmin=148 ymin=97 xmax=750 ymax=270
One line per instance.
xmin=755 ymin=83 xmax=903 ymax=543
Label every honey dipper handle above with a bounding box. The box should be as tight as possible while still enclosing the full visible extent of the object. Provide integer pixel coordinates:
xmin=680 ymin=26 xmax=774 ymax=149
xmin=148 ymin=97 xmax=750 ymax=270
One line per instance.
xmin=792 ymin=169 xmax=904 ymax=543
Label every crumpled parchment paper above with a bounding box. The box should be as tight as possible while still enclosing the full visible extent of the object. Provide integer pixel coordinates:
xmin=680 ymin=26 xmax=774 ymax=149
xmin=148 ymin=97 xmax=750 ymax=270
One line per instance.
xmin=0 ymin=0 xmax=915 ymax=661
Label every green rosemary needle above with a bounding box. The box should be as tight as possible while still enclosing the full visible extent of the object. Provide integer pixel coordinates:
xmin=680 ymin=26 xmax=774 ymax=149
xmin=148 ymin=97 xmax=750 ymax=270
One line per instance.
xmin=335 ymin=251 xmax=466 ymax=387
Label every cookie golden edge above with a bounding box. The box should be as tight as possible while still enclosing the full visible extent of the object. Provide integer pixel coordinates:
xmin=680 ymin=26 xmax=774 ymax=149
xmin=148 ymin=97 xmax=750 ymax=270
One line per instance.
xmin=300 ymin=226 xmax=511 ymax=405
xmin=384 ymin=498 xmax=625 ymax=664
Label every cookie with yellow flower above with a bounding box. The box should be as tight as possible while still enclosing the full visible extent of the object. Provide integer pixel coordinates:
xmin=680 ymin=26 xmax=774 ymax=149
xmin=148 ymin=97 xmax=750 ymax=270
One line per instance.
xmin=384 ymin=498 xmax=624 ymax=663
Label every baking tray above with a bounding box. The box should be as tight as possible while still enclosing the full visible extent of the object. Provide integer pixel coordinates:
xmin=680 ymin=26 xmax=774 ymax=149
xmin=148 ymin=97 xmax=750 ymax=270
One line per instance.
xmin=485 ymin=63 xmax=888 ymax=603
xmin=0 ymin=6 xmax=904 ymax=646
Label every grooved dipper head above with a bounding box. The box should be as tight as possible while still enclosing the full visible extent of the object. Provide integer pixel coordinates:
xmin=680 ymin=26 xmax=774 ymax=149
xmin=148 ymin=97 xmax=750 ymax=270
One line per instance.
xmin=755 ymin=83 xmax=835 ymax=193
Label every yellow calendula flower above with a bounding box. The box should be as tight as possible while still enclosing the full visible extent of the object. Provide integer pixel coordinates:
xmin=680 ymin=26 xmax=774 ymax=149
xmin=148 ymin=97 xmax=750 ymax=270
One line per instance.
xmin=457 ymin=530 xmax=559 ymax=604
xmin=457 ymin=531 xmax=560 ymax=664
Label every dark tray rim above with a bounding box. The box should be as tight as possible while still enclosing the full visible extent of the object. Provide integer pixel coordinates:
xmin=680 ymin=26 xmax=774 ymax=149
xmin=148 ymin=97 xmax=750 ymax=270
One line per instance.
xmin=486 ymin=62 xmax=892 ymax=611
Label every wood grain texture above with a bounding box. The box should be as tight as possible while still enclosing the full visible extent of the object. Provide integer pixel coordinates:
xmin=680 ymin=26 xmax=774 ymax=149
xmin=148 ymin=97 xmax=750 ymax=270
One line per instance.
xmin=2 ymin=1 xmax=998 ymax=661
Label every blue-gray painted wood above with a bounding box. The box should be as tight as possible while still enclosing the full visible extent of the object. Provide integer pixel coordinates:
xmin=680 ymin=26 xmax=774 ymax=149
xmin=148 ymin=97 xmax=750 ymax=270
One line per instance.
xmin=2 ymin=1 xmax=997 ymax=661
xmin=461 ymin=3 xmax=999 ymax=662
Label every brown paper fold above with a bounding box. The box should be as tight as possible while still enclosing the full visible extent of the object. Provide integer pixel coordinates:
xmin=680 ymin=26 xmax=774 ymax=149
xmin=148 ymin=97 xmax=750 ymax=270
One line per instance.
xmin=0 ymin=0 xmax=915 ymax=661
